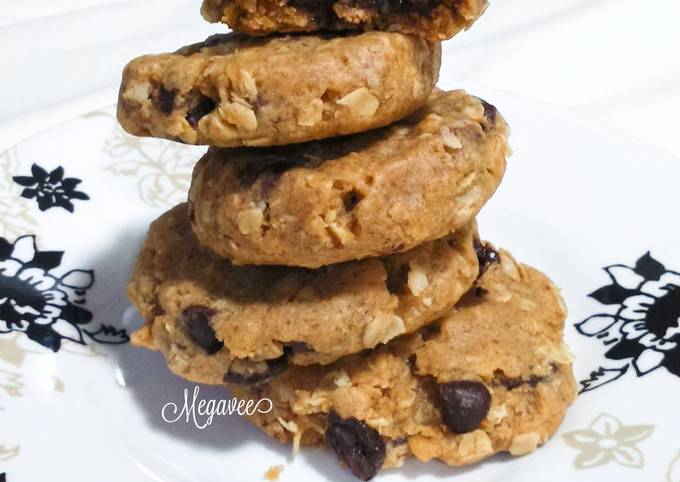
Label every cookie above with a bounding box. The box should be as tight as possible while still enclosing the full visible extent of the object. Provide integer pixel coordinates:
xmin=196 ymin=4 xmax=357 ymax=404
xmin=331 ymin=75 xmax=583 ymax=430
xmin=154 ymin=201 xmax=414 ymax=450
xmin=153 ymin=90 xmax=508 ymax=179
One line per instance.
xmin=129 ymin=204 xmax=480 ymax=383
xmin=201 ymin=0 xmax=488 ymax=41
xmin=117 ymin=32 xmax=440 ymax=148
xmin=229 ymin=251 xmax=576 ymax=480
xmin=189 ymin=89 xmax=509 ymax=268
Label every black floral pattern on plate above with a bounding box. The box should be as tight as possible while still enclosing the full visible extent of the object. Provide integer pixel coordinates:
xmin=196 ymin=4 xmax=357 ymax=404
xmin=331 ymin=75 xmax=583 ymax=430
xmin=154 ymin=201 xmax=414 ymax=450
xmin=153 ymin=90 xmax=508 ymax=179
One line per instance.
xmin=13 ymin=164 xmax=89 ymax=213
xmin=576 ymin=252 xmax=680 ymax=392
xmin=0 ymin=234 xmax=128 ymax=352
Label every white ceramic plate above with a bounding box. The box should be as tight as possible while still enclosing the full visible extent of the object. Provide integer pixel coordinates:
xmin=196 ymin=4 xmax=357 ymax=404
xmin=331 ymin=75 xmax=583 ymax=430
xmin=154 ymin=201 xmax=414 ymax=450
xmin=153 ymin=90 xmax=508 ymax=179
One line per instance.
xmin=1 ymin=88 xmax=679 ymax=482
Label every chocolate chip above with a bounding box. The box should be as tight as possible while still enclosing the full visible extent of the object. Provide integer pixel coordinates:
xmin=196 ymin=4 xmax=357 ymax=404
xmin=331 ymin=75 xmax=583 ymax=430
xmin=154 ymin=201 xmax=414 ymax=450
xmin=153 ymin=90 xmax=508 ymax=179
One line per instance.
xmin=181 ymin=306 xmax=222 ymax=354
xmin=224 ymin=355 xmax=288 ymax=385
xmin=325 ymin=411 xmax=386 ymax=481
xmin=391 ymin=436 xmax=407 ymax=446
xmin=289 ymin=0 xmax=336 ymax=25
xmin=342 ymin=189 xmax=363 ymax=212
xmin=258 ymin=165 xmax=289 ymax=196
xmin=284 ymin=341 xmax=314 ymax=354
xmin=480 ymin=99 xmax=498 ymax=125
xmin=186 ymin=95 xmax=217 ymax=128
xmin=385 ymin=262 xmax=409 ymax=295
xmin=420 ymin=323 xmax=441 ymax=341
xmin=292 ymin=0 xmax=439 ymax=18
xmin=407 ymin=354 xmax=417 ymax=371
xmin=187 ymin=203 xmax=196 ymax=224
xmin=474 ymin=239 xmax=500 ymax=277
xmin=152 ymin=86 xmax=177 ymax=115
xmin=493 ymin=371 xmax=545 ymax=390
xmin=236 ymin=157 xmax=291 ymax=187
xmin=201 ymin=33 xmax=233 ymax=49
xmin=438 ymin=381 xmax=491 ymax=434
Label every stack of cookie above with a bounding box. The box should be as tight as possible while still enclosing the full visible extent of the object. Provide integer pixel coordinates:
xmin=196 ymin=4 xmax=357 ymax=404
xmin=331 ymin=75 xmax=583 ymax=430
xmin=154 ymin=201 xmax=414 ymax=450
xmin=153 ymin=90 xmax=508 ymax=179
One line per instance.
xmin=120 ymin=1 xmax=576 ymax=479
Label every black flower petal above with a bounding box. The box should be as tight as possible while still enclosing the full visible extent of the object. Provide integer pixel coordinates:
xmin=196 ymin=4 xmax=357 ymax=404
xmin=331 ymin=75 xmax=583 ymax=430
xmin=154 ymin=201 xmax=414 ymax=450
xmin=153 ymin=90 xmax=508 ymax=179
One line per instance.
xmin=48 ymin=166 xmax=64 ymax=183
xmin=31 ymin=163 xmax=48 ymax=182
xmin=85 ymin=325 xmax=130 ymax=344
xmin=12 ymin=175 xmax=37 ymax=187
xmin=37 ymin=195 xmax=53 ymax=211
xmin=60 ymin=303 xmax=93 ymax=325
xmin=634 ymin=252 xmax=666 ymax=281
xmin=29 ymin=250 xmax=64 ymax=271
xmin=55 ymin=197 xmax=75 ymax=213
xmin=604 ymin=338 xmax=645 ymax=360
xmin=0 ymin=237 xmax=11 ymax=259
xmin=662 ymin=346 xmax=680 ymax=377
xmin=68 ymin=190 xmax=90 ymax=201
xmin=25 ymin=323 xmax=61 ymax=352
xmin=589 ymin=284 xmax=638 ymax=305
xmin=60 ymin=177 xmax=82 ymax=191
xmin=20 ymin=188 xmax=38 ymax=200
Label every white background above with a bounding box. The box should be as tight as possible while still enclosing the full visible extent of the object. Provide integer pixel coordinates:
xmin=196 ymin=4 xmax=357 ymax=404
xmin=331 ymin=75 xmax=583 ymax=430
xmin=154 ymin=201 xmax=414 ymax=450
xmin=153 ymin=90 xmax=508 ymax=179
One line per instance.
xmin=1 ymin=0 xmax=679 ymax=158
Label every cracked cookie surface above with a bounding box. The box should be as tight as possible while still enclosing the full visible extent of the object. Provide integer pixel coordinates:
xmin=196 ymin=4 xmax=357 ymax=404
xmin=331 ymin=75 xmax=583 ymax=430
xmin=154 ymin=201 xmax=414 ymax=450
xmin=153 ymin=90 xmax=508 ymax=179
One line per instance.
xmin=117 ymin=31 xmax=440 ymax=147
xmin=189 ymin=89 xmax=509 ymax=268
xmin=201 ymin=0 xmax=488 ymax=41
xmin=229 ymin=251 xmax=576 ymax=480
xmin=128 ymin=204 xmax=479 ymax=382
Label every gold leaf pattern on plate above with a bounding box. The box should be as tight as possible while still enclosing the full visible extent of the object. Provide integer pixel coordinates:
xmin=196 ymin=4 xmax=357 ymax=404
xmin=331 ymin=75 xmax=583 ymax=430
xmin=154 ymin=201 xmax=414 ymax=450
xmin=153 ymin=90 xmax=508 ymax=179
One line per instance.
xmin=0 ymin=369 xmax=23 ymax=398
xmin=564 ymin=413 xmax=654 ymax=470
xmin=0 ymin=445 xmax=20 ymax=462
xmin=53 ymin=376 xmax=65 ymax=393
xmin=102 ymin=127 xmax=196 ymax=208
xmin=668 ymin=451 xmax=680 ymax=482
xmin=60 ymin=340 xmax=109 ymax=358
xmin=0 ymin=335 xmax=27 ymax=368
xmin=0 ymin=148 xmax=38 ymax=238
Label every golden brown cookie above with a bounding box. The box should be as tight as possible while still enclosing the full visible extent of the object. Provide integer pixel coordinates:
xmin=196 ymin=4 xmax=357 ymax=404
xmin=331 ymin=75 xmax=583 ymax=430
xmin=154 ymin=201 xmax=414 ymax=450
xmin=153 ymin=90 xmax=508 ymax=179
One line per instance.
xmin=189 ymin=89 xmax=509 ymax=268
xmin=201 ymin=0 xmax=488 ymax=41
xmin=229 ymin=251 xmax=576 ymax=480
xmin=117 ymin=32 xmax=440 ymax=147
xmin=128 ymin=204 xmax=480 ymax=383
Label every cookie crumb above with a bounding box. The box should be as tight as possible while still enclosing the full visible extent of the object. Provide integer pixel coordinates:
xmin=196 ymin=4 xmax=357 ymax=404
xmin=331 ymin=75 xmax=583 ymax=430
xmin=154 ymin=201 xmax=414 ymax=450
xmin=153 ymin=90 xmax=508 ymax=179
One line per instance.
xmin=264 ymin=464 xmax=283 ymax=481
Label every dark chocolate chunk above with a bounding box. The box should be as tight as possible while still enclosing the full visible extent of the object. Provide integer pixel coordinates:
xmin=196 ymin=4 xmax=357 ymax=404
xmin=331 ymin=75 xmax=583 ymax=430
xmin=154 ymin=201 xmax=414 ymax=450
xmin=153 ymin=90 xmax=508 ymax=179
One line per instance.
xmin=284 ymin=341 xmax=314 ymax=354
xmin=480 ymin=99 xmax=498 ymax=127
xmin=342 ymin=189 xmax=363 ymax=212
xmin=201 ymin=33 xmax=234 ymax=49
xmin=391 ymin=436 xmax=407 ymax=446
xmin=407 ymin=354 xmax=417 ymax=371
xmin=224 ymin=355 xmax=288 ymax=385
xmin=494 ymin=373 xmax=545 ymax=390
xmin=366 ymin=0 xmax=440 ymax=15
xmin=235 ymin=156 xmax=292 ymax=187
xmin=289 ymin=0 xmax=336 ymax=26
xmin=474 ymin=239 xmax=500 ymax=277
xmin=420 ymin=322 xmax=441 ymax=341
xmin=385 ymin=262 xmax=409 ymax=295
xmin=258 ymin=165 xmax=289 ymax=196
xmin=438 ymin=381 xmax=491 ymax=434
xmin=181 ymin=306 xmax=222 ymax=354
xmin=325 ymin=411 xmax=386 ymax=481
xmin=186 ymin=95 xmax=217 ymax=128
xmin=152 ymin=86 xmax=177 ymax=115
xmin=292 ymin=0 xmax=439 ymax=18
